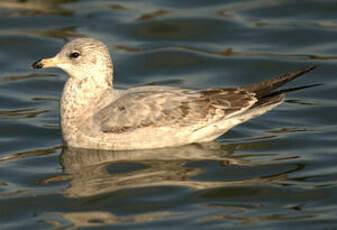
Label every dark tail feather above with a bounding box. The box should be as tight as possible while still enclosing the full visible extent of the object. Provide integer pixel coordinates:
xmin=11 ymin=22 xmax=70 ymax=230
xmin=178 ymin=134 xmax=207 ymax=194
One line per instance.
xmin=262 ymin=83 xmax=322 ymax=98
xmin=241 ymin=65 xmax=317 ymax=97
xmin=251 ymin=83 xmax=321 ymax=109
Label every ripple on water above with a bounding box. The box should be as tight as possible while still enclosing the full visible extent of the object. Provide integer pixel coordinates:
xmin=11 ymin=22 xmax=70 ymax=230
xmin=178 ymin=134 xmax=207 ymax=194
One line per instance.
xmin=0 ymin=0 xmax=337 ymax=229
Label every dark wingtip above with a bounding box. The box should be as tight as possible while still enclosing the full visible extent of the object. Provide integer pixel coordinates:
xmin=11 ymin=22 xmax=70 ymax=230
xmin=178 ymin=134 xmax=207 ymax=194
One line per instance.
xmin=286 ymin=65 xmax=317 ymax=78
xmin=242 ymin=65 xmax=318 ymax=97
xmin=31 ymin=59 xmax=43 ymax=69
xmin=265 ymin=83 xmax=323 ymax=97
xmin=303 ymin=65 xmax=317 ymax=72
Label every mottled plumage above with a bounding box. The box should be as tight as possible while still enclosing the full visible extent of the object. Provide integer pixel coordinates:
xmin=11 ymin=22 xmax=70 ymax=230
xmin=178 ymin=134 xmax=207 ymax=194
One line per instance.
xmin=31 ymin=38 xmax=317 ymax=150
xmin=94 ymin=88 xmax=255 ymax=133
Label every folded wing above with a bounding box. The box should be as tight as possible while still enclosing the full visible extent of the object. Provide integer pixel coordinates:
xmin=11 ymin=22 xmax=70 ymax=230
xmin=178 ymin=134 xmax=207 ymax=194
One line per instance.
xmin=93 ymin=88 xmax=257 ymax=133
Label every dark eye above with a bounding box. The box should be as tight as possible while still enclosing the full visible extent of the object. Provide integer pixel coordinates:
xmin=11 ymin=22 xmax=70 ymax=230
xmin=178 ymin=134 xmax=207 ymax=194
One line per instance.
xmin=70 ymin=52 xmax=80 ymax=58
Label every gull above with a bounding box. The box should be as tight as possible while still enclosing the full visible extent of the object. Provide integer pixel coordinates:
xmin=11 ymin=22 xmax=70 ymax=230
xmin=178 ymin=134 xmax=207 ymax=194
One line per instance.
xmin=31 ymin=38 xmax=317 ymax=150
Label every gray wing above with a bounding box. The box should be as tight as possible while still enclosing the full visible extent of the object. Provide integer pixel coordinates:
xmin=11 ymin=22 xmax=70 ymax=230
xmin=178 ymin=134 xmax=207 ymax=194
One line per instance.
xmin=93 ymin=88 xmax=257 ymax=133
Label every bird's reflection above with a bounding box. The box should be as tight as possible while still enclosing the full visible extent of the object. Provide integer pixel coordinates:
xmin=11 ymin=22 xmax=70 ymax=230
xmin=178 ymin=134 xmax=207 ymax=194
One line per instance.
xmin=58 ymin=141 xmax=290 ymax=198
xmin=51 ymin=140 xmax=309 ymax=227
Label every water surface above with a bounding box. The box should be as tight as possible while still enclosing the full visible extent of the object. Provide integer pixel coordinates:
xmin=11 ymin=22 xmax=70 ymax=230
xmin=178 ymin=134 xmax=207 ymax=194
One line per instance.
xmin=0 ymin=0 xmax=337 ymax=229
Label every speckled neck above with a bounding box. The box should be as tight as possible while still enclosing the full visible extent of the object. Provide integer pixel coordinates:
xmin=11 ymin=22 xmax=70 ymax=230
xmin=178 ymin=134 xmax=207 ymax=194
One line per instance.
xmin=60 ymin=75 xmax=112 ymax=143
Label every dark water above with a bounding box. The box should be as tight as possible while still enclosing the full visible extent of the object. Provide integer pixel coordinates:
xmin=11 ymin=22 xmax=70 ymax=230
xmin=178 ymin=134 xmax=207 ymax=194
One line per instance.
xmin=1 ymin=0 xmax=337 ymax=229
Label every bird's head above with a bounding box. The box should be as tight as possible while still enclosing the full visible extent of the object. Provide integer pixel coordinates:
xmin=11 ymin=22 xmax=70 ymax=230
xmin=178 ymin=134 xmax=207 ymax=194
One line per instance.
xmin=31 ymin=38 xmax=113 ymax=82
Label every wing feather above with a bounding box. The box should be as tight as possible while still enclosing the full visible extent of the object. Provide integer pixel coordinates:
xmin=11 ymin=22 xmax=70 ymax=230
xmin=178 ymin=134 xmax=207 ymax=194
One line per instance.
xmin=93 ymin=88 xmax=256 ymax=133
